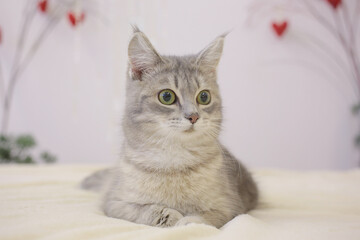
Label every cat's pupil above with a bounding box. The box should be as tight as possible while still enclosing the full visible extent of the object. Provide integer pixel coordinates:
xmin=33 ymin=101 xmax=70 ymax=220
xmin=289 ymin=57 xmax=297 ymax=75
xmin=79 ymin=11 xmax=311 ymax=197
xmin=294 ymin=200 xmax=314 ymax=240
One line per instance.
xmin=162 ymin=92 xmax=172 ymax=102
xmin=200 ymin=92 xmax=208 ymax=102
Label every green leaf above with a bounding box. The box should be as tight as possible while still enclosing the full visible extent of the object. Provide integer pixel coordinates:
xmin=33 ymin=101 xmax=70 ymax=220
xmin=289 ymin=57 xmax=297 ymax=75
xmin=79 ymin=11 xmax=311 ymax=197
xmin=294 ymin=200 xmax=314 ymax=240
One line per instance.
xmin=0 ymin=135 xmax=9 ymax=143
xmin=352 ymin=103 xmax=360 ymax=115
xmin=355 ymin=134 xmax=360 ymax=146
xmin=15 ymin=135 xmax=36 ymax=149
xmin=22 ymin=156 xmax=35 ymax=164
xmin=0 ymin=147 xmax=11 ymax=160
xmin=13 ymin=156 xmax=23 ymax=163
xmin=40 ymin=151 xmax=57 ymax=163
xmin=15 ymin=155 xmax=35 ymax=164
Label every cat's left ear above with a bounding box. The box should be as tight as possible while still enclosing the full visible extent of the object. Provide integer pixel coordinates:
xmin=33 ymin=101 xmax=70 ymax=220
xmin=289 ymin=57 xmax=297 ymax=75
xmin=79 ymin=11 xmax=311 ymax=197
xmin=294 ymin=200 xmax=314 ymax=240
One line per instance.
xmin=196 ymin=33 xmax=227 ymax=72
xmin=128 ymin=26 xmax=164 ymax=80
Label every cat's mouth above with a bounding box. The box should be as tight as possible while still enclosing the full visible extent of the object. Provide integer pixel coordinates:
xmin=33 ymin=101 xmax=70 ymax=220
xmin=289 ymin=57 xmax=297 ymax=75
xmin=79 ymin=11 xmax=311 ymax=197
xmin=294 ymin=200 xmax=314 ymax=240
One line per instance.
xmin=184 ymin=125 xmax=195 ymax=133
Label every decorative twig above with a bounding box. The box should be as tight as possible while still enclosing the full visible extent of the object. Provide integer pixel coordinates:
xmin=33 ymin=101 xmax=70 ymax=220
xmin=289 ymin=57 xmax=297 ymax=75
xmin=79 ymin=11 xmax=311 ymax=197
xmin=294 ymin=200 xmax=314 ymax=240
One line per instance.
xmin=0 ymin=2 xmax=35 ymax=105
xmin=248 ymin=0 xmax=360 ymax=165
xmin=10 ymin=2 xmax=36 ymax=78
xmin=346 ymin=1 xmax=360 ymax=68
xmin=258 ymin=57 xmax=354 ymax=102
xmin=1 ymin=2 xmax=36 ymax=133
xmin=1 ymin=0 xmax=105 ymax=134
xmin=297 ymin=32 xmax=358 ymax=96
xmin=352 ymin=1 xmax=360 ymax=45
xmin=332 ymin=7 xmax=360 ymax=91
xmin=302 ymin=0 xmax=339 ymax=39
xmin=1 ymin=2 xmax=68 ymax=134
xmin=303 ymin=0 xmax=360 ymax=95
xmin=342 ymin=1 xmax=355 ymax=48
xmin=0 ymin=58 xmax=4 ymax=102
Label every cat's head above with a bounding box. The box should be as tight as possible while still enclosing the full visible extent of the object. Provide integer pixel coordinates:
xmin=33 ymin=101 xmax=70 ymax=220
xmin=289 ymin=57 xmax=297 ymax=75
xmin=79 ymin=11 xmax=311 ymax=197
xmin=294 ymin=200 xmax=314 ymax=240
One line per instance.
xmin=123 ymin=27 xmax=225 ymax=146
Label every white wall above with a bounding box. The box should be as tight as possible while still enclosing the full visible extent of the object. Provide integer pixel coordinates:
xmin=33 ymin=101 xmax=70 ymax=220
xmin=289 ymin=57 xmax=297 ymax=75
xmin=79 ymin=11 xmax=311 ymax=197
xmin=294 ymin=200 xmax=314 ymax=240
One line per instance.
xmin=0 ymin=0 xmax=359 ymax=169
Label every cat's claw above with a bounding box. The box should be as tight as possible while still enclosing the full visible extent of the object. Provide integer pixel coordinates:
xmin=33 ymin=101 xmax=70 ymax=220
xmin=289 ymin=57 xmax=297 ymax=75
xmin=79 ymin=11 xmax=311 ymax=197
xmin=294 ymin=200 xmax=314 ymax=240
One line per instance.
xmin=155 ymin=208 xmax=183 ymax=227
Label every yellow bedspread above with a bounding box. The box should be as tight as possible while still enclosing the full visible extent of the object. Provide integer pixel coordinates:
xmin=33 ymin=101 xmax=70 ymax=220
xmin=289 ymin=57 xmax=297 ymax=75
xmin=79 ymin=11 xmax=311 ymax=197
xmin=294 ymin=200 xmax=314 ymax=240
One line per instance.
xmin=1 ymin=165 xmax=359 ymax=240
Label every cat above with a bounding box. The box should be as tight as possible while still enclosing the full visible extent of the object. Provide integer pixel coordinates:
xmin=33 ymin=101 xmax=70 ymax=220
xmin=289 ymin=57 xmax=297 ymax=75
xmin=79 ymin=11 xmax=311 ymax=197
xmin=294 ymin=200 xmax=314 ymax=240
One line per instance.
xmin=81 ymin=26 xmax=258 ymax=228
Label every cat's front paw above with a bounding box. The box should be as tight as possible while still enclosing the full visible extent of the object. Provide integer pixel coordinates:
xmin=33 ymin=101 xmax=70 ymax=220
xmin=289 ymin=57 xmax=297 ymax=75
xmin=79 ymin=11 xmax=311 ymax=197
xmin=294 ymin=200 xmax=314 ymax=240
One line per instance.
xmin=175 ymin=216 xmax=209 ymax=226
xmin=155 ymin=208 xmax=183 ymax=227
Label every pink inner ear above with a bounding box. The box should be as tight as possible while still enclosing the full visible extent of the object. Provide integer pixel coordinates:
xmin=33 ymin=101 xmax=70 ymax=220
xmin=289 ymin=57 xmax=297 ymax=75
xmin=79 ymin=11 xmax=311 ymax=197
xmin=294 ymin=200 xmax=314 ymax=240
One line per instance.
xmin=130 ymin=62 xmax=143 ymax=80
xmin=132 ymin=69 xmax=142 ymax=80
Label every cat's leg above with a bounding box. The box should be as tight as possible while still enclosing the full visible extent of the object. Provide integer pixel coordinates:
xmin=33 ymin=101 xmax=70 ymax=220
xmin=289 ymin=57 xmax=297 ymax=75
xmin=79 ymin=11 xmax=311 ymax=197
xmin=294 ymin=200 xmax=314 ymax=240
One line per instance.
xmin=103 ymin=200 xmax=183 ymax=227
xmin=81 ymin=168 xmax=112 ymax=191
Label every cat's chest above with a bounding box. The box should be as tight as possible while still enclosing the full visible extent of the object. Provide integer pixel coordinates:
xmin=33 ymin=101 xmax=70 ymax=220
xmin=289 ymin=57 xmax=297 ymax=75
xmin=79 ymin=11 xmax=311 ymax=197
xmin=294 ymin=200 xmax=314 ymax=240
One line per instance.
xmin=121 ymin=156 xmax=229 ymax=213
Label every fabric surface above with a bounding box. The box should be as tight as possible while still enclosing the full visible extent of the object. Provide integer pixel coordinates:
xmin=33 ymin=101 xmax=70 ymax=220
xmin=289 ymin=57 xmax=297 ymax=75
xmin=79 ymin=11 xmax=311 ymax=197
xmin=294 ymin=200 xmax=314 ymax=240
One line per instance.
xmin=0 ymin=165 xmax=359 ymax=240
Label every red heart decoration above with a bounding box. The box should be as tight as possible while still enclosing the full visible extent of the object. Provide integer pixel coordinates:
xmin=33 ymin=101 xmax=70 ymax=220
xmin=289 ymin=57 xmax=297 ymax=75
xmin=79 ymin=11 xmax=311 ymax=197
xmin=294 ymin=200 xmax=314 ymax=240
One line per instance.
xmin=68 ymin=12 xmax=77 ymax=26
xmin=67 ymin=12 xmax=85 ymax=27
xmin=326 ymin=0 xmax=341 ymax=9
xmin=38 ymin=0 xmax=48 ymax=13
xmin=272 ymin=21 xmax=288 ymax=37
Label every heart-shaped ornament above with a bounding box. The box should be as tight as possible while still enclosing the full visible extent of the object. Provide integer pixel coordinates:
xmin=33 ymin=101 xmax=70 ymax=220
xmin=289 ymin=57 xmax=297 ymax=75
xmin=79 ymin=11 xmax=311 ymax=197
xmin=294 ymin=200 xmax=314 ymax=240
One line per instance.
xmin=326 ymin=0 xmax=341 ymax=9
xmin=272 ymin=21 xmax=288 ymax=37
xmin=68 ymin=12 xmax=77 ymax=26
xmin=38 ymin=0 xmax=48 ymax=13
xmin=67 ymin=11 xmax=86 ymax=27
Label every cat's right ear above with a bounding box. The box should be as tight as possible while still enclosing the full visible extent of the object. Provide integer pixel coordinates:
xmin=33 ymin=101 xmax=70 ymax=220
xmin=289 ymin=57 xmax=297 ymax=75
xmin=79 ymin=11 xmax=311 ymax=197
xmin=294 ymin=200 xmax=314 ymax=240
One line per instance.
xmin=195 ymin=33 xmax=227 ymax=73
xmin=128 ymin=27 xmax=163 ymax=80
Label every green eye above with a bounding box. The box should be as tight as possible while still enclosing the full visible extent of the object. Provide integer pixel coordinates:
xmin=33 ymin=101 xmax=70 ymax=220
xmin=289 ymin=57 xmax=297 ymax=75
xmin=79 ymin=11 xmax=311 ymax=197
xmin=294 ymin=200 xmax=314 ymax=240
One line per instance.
xmin=197 ymin=90 xmax=211 ymax=105
xmin=158 ymin=89 xmax=176 ymax=105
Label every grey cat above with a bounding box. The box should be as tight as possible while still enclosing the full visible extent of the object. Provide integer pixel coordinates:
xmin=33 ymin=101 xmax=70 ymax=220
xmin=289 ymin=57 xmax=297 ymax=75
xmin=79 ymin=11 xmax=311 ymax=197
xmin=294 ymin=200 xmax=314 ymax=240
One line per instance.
xmin=82 ymin=27 xmax=258 ymax=228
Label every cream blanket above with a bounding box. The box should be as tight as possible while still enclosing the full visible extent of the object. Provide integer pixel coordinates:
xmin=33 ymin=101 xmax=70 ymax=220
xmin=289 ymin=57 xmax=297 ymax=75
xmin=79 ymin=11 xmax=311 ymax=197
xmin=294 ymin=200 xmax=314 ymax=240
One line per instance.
xmin=1 ymin=165 xmax=359 ymax=240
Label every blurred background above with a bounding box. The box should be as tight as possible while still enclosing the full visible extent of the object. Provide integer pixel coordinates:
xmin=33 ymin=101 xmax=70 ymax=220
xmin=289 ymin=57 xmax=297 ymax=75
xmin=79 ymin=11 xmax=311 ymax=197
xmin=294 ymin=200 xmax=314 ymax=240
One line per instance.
xmin=0 ymin=0 xmax=359 ymax=169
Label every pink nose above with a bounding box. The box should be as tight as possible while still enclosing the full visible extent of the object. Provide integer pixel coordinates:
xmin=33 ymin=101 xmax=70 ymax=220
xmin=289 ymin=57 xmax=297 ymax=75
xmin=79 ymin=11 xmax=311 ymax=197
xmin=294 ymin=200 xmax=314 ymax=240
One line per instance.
xmin=186 ymin=114 xmax=199 ymax=124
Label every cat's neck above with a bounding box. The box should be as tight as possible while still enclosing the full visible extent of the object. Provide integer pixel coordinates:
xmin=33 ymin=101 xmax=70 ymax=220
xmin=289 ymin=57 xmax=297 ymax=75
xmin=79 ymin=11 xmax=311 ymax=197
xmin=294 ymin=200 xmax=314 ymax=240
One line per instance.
xmin=122 ymin=136 xmax=222 ymax=173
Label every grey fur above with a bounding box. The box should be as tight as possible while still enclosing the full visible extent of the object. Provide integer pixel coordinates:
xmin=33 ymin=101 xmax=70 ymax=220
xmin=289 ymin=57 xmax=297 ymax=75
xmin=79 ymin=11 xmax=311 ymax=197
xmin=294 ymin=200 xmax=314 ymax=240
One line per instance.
xmin=82 ymin=27 xmax=258 ymax=228
xmin=81 ymin=168 xmax=112 ymax=192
